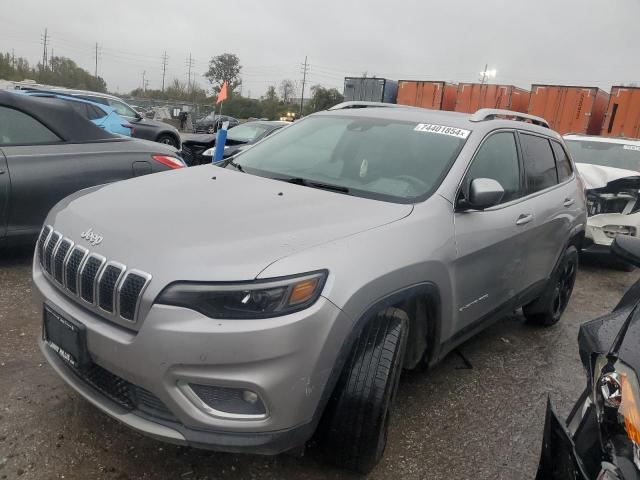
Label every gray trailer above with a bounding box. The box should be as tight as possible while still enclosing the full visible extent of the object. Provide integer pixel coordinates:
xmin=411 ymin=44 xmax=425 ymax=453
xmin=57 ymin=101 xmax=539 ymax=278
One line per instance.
xmin=343 ymin=77 xmax=398 ymax=104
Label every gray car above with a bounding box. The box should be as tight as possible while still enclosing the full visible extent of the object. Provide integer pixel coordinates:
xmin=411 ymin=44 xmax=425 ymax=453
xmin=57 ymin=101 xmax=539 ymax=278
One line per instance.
xmin=0 ymin=91 xmax=185 ymax=246
xmin=33 ymin=105 xmax=586 ymax=473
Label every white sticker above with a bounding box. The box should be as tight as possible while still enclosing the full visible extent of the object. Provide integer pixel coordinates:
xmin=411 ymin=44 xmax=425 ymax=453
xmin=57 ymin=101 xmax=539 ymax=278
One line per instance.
xmin=414 ymin=123 xmax=470 ymax=139
xmin=623 ymin=145 xmax=640 ymax=151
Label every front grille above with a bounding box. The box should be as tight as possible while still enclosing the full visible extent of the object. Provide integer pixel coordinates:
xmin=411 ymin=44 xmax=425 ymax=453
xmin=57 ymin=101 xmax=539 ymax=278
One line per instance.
xmin=53 ymin=239 xmax=72 ymax=284
xmin=119 ymin=273 xmax=149 ymax=321
xmin=39 ymin=225 xmax=151 ymax=324
xmin=37 ymin=226 xmax=52 ymax=262
xmin=98 ymin=264 xmax=124 ymax=312
xmin=44 ymin=232 xmax=61 ymax=274
xmin=64 ymin=360 xmax=177 ymax=422
xmin=80 ymin=256 xmax=104 ymax=303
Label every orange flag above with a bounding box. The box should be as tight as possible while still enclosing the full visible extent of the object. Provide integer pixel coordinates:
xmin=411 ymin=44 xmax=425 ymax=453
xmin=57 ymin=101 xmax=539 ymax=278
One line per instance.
xmin=216 ymin=81 xmax=228 ymax=104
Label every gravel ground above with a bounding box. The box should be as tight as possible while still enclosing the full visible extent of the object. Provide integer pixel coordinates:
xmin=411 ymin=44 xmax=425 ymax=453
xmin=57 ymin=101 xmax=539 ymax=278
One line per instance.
xmin=0 ymin=247 xmax=637 ymax=480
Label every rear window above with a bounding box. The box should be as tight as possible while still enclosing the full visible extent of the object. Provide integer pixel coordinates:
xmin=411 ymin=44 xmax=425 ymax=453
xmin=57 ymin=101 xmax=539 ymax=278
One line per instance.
xmin=565 ymin=139 xmax=640 ymax=172
xmin=520 ymin=133 xmax=558 ymax=193
xmin=0 ymin=106 xmax=61 ymax=145
xmin=234 ymin=115 xmax=469 ymax=202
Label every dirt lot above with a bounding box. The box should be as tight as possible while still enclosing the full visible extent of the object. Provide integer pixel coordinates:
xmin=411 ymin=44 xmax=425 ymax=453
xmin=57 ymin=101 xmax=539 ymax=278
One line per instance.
xmin=0 ymin=247 xmax=637 ymax=480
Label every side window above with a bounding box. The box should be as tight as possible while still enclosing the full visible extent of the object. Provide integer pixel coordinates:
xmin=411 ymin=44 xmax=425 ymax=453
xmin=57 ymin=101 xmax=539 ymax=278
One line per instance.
xmin=551 ymin=141 xmax=573 ymax=182
xmin=66 ymin=100 xmax=90 ymax=118
xmin=106 ymin=99 xmax=138 ymax=119
xmin=465 ymin=132 xmax=521 ymax=203
xmin=0 ymin=106 xmax=61 ymax=145
xmin=86 ymin=105 xmax=106 ymax=120
xmin=520 ymin=133 xmax=559 ymax=193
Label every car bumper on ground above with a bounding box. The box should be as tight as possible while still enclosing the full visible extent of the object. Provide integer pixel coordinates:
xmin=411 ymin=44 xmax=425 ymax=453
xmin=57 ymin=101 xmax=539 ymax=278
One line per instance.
xmin=33 ymin=261 xmax=352 ymax=454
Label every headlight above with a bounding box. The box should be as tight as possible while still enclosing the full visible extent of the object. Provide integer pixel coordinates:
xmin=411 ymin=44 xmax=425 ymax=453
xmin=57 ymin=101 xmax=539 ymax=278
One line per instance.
xmin=202 ymin=147 xmax=214 ymax=157
xmin=594 ymin=355 xmax=640 ymax=471
xmin=156 ymin=271 xmax=327 ymax=319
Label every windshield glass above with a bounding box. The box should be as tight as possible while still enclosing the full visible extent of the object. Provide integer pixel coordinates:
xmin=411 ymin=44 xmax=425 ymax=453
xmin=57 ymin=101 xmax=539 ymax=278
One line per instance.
xmin=566 ymin=139 xmax=640 ymax=172
xmin=233 ymin=115 xmax=468 ymax=202
xmin=227 ymin=123 xmax=271 ymax=143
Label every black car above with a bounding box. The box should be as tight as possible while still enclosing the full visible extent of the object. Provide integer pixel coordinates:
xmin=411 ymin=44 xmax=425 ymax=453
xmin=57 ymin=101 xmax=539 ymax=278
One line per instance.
xmin=18 ymin=88 xmax=181 ymax=149
xmin=182 ymin=120 xmax=287 ymax=166
xmin=194 ymin=113 xmax=240 ymax=134
xmin=538 ymin=235 xmax=640 ymax=480
xmin=0 ymin=91 xmax=185 ymax=246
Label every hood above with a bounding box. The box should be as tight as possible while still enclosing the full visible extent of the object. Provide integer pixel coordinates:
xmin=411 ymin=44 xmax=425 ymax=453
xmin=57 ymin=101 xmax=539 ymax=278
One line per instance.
xmin=47 ymin=166 xmax=412 ymax=286
xmin=576 ymin=163 xmax=640 ymax=190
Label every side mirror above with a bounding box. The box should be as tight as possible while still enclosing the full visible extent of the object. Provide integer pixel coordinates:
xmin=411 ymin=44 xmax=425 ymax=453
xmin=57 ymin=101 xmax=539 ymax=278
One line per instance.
xmin=464 ymin=178 xmax=505 ymax=210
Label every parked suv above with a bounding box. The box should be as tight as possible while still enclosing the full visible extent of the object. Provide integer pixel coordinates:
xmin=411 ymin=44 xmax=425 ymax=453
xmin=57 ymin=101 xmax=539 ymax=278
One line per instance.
xmin=33 ymin=105 xmax=585 ymax=473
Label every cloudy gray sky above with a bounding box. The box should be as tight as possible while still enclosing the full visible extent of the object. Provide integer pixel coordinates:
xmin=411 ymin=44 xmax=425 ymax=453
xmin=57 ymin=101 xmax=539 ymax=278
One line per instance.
xmin=1 ymin=0 xmax=638 ymax=98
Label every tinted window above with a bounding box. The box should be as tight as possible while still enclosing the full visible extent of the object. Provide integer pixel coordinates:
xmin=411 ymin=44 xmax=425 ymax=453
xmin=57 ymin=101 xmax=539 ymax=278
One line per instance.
xmin=551 ymin=141 xmax=572 ymax=182
xmin=235 ymin=115 xmax=468 ymax=202
xmin=0 ymin=106 xmax=61 ymax=145
xmin=465 ymin=132 xmax=521 ymax=203
xmin=66 ymin=100 xmax=89 ymax=118
xmin=86 ymin=105 xmax=106 ymax=120
xmin=520 ymin=134 xmax=558 ymax=193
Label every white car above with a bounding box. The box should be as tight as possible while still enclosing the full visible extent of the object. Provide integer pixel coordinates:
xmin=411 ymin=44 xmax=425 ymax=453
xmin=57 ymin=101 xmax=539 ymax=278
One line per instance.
xmin=565 ymin=134 xmax=640 ymax=262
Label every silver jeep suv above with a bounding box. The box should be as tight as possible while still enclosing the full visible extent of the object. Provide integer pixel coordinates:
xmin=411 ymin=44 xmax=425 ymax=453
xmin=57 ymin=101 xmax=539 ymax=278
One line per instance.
xmin=33 ymin=105 xmax=586 ymax=473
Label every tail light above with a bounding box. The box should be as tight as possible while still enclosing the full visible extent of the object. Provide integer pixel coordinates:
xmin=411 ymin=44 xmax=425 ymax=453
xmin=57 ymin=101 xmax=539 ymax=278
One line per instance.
xmin=122 ymin=123 xmax=136 ymax=134
xmin=151 ymin=155 xmax=185 ymax=169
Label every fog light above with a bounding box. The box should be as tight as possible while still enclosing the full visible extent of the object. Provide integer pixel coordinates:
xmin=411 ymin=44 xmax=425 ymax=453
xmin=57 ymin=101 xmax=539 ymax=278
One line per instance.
xmin=603 ymin=225 xmax=637 ymax=239
xmin=178 ymin=381 xmax=267 ymax=419
xmin=242 ymin=390 xmax=259 ymax=404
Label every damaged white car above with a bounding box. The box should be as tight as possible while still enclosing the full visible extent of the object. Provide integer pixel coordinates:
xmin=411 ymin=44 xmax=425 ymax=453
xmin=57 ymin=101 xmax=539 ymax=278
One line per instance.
xmin=565 ymin=134 xmax=640 ymax=264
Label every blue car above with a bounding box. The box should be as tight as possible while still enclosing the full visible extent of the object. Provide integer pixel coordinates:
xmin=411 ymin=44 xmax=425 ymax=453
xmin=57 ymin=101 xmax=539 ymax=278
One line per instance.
xmin=17 ymin=91 xmax=132 ymax=136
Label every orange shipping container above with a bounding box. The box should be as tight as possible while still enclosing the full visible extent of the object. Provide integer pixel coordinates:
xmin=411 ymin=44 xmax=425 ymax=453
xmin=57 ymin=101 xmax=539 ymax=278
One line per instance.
xmin=454 ymin=83 xmax=530 ymax=113
xmin=397 ymin=81 xmax=458 ymax=110
xmin=528 ymin=85 xmax=609 ymax=135
xmin=601 ymin=86 xmax=640 ymax=138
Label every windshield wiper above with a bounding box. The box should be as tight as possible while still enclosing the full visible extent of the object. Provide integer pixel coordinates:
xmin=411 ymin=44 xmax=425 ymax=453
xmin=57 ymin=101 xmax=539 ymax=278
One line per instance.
xmin=222 ymin=157 xmax=245 ymax=172
xmin=279 ymin=177 xmax=350 ymax=194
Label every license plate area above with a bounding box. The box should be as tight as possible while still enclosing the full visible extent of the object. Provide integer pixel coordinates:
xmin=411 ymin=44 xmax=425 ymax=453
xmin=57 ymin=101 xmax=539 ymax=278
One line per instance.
xmin=43 ymin=305 xmax=90 ymax=368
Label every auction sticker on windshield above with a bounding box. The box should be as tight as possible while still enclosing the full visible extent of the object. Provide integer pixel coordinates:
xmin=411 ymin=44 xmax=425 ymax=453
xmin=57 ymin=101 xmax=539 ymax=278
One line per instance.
xmin=414 ymin=123 xmax=471 ymax=139
xmin=623 ymin=145 xmax=640 ymax=151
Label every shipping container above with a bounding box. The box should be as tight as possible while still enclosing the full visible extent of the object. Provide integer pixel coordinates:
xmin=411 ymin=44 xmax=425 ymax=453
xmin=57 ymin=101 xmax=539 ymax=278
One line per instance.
xmin=396 ymin=80 xmax=458 ymax=110
xmin=528 ymin=85 xmax=609 ymax=135
xmin=343 ymin=77 xmax=398 ymax=104
xmin=454 ymin=83 xmax=530 ymax=113
xmin=601 ymin=86 xmax=640 ymax=138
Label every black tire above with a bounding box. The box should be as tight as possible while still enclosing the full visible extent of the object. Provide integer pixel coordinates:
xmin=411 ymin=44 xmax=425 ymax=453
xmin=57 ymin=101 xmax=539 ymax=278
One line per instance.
xmin=321 ymin=307 xmax=408 ymax=473
xmin=523 ymin=245 xmax=578 ymax=327
xmin=157 ymin=134 xmax=179 ymax=148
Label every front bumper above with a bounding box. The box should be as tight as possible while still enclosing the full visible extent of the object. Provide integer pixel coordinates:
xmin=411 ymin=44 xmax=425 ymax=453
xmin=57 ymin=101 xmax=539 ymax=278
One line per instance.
xmin=34 ymin=262 xmax=352 ymax=454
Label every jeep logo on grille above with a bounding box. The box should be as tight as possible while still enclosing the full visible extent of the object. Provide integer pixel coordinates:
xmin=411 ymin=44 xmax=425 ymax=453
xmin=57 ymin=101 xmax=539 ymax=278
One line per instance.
xmin=80 ymin=228 xmax=104 ymax=246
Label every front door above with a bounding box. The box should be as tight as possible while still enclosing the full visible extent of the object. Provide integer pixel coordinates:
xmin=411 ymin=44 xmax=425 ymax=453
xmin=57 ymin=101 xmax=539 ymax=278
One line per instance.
xmin=453 ymin=130 xmax=528 ymax=333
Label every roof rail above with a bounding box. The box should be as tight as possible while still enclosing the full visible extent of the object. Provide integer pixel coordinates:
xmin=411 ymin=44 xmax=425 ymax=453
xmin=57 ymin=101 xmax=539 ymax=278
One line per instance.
xmin=469 ymin=108 xmax=549 ymax=128
xmin=328 ymin=101 xmax=412 ymax=111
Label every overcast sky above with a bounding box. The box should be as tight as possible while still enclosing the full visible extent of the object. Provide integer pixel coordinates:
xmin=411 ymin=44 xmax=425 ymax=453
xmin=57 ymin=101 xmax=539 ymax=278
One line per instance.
xmin=1 ymin=0 xmax=638 ymax=98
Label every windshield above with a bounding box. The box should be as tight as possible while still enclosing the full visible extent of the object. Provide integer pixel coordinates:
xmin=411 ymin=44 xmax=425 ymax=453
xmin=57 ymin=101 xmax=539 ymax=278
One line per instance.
xmin=232 ymin=115 xmax=468 ymax=202
xmin=227 ymin=123 xmax=271 ymax=143
xmin=566 ymin=139 xmax=640 ymax=172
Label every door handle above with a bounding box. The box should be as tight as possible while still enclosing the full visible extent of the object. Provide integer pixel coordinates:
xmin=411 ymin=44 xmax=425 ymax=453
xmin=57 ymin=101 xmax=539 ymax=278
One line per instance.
xmin=563 ymin=197 xmax=575 ymax=207
xmin=516 ymin=213 xmax=534 ymax=225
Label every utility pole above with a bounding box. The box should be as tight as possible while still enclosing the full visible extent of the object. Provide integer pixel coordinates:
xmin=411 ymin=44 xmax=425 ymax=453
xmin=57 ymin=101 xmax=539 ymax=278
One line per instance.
xmin=480 ymin=63 xmax=488 ymax=86
xmin=94 ymin=42 xmax=101 ymax=78
xmin=161 ymin=51 xmax=169 ymax=92
xmin=11 ymin=49 xmax=15 ymax=68
xmin=41 ymin=28 xmax=49 ymax=70
xmin=299 ymin=55 xmax=309 ymax=116
xmin=142 ymin=70 xmax=147 ymax=91
xmin=185 ymin=53 xmax=195 ymax=95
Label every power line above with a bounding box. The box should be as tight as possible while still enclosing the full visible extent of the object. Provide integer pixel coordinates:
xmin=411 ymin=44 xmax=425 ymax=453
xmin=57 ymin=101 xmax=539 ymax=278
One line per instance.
xmin=161 ymin=51 xmax=168 ymax=92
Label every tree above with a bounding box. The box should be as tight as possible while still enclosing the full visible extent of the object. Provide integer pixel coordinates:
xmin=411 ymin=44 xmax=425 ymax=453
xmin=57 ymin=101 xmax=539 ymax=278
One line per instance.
xmin=304 ymin=85 xmax=344 ymax=114
xmin=279 ymin=79 xmax=296 ymax=103
xmin=261 ymin=86 xmax=280 ymax=120
xmin=205 ymin=53 xmax=242 ymax=96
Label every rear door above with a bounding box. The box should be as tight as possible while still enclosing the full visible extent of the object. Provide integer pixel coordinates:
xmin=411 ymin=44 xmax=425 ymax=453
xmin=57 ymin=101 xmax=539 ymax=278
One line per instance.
xmin=453 ymin=130 xmax=528 ymax=331
xmin=517 ymin=132 xmax=571 ymax=291
xmin=0 ymin=149 xmax=8 ymax=239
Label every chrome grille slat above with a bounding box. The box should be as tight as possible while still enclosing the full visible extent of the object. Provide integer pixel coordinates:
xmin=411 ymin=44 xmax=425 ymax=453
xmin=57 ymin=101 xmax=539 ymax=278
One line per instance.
xmin=40 ymin=228 xmax=151 ymax=324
